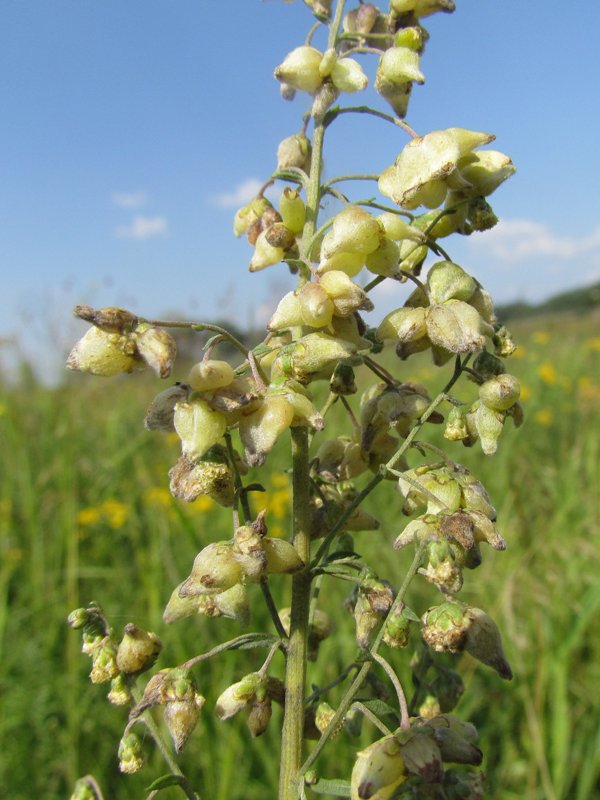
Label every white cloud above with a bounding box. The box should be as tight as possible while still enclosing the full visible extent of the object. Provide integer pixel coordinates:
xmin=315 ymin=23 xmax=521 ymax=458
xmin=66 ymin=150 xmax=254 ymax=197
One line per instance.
xmin=112 ymin=191 xmax=148 ymax=209
xmin=115 ymin=215 xmax=167 ymax=240
xmin=210 ymin=178 xmax=266 ymax=209
xmin=467 ymin=218 xmax=600 ymax=263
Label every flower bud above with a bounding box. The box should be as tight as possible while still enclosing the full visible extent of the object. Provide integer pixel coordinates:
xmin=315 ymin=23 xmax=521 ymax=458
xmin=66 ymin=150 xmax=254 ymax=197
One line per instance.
xmin=379 ymin=128 xmax=493 ymax=210
xmin=354 ymin=579 xmax=394 ymax=648
xmin=394 ymin=26 xmax=427 ymax=51
xmin=279 ymin=187 xmax=307 ymax=234
xmin=279 ymin=332 xmax=357 ymax=385
xmin=144 ymin=383 xmax=190 ymax=431
xmin=239 ymin=395 xmax=295 ymax=466
xmin=70 ymin=779 xmax=96 ymax=800
xmin=344 ymin=3 xmax=379 ymax=36
xmin=492 ymin=325 xmax=517 ymax=357
xmin=107 ymin=673 xmax=133 ymax=706
xmin=116 ymin=624 xmax=162 ymax=675
xmin=89 ymin=636 xmax=119 ymax=684
xmin=264 ymin=221 xmax=296 ymax=251
xmin=179 ymin=542 xmax=243 ymax=596
xmin=390 ymin=0 xmax=455 ymax=18
xmin=479 ymin=374 xmax=520 ymax=411
xmin=263 ymin=538 xmax=305 ymax=575
xmin=466 ymin=402 xmax=504 ymax=455
xmin=249 ymin=229 xmax=285 ymax=272
xmin=383 ymin=603 xmax=411 ymax=648
xmin=162 ymin=672 xmax=205 ymax=752
xmin=364 ymin=234 xmax=401 ymax=278
xmin=268 ymin=291 xmax=304 ymax=331
xmin=67 ymin=326 xmax=140 ymax=377
xmin=118 ymin=732 xmax=143 ymax=774
xmin=350 ymin=735 xmax=406 ymax=800
xmin=444 ymin=406 xmax=469 ymax=441
xmin=321 ymin=206 xmax=381 ymax=258
xmin=277 ymin=133 xmax=312 ymax=173
xmin=426 ymin=301 xmax=488 ymax=354
xmin=169 ymin=452 xmax=235 ymax=507
xmin=329 ymin=55 xmax=369 ymax=93
xmin=398 ymin=730 xmax=443 ymax=783
xmin=425 ymin=715 xmax=482 ymax=766
xmin=215 ymin=672 xmax=265 ymax=720
xmin=376 ymin=306 xmax=428 ymax=343
xmin=174 ymin=399 xmax=227 ymax=460
xmin=376 ymin=212 xmax=423 ymax=242
xmin=427 ymin=261 xmax=476 ymax=304
xmin=274 ymin=46 xmax=324 ymax=93
xmin=134 ymin=324 xmax=176 ymax=378
xmin=318 ymin=250 xmax=365 ymax=277
xmin=313 ymin=701 xmax=338 ymax=736
xmin=376 ymin=46 xmax=425 ymax=91
xmin=188 ymin=359 xmax=235 ymax=392
xmin=299 ymin=282 xmax=335 ymax=327
xmin=463 ymin=607 xmax=512 ymax=679
xmin=233 ymin=196 xmax=273 ymax=238
xmin=421 ymin=601 xmax=470 ymax=654
xmin=246 ymin=696 xmax=273 ymax=737
xmin=459 ymin=150 xmax=515 ymax=196
xmin=319 ymin=270 xmax=374 ymax=316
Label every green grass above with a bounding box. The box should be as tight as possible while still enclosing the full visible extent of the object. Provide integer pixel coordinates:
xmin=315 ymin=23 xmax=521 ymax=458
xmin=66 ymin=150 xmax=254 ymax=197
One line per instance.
xmin=1 ymin=312 xmax=599 ymax=799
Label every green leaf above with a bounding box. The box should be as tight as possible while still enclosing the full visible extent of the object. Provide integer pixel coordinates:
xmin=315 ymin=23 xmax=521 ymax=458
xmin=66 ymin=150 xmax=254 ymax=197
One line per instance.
xmin=359 ymin=698 xmax=400 ymax=719
xmin=146 ymin=774 xmax=188 ymax=791
xmin=227 ymin=633 xmax=278 ymax=651
xmin=308 ymin=777 xmax=352 ymax=797
xmin=401 ymin=605 xmax=420 ymax=623
xmin=324 ymin=549 xmax=362 ymax=564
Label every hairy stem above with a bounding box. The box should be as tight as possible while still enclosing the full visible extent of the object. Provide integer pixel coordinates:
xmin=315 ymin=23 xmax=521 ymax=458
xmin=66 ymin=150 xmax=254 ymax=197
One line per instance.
xmin=279 ymin=427 xmax=313 ymax=800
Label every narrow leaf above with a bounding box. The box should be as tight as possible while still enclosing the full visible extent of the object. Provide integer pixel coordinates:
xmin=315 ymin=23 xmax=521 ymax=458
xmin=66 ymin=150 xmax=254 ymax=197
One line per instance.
xmin=308 ymin=777 xmax=352 ymax=797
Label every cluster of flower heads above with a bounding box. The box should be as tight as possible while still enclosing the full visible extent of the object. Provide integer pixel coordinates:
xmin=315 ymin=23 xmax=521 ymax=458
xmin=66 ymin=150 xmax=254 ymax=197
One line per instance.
xmin=65 ymin=2 xmax=523 ymax=796
xmin=277 ymin=0 xmax=459 ymax=120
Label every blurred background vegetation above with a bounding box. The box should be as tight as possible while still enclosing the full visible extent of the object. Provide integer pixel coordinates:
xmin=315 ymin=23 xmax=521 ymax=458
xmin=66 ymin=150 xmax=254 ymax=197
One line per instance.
xmin=1 ymin=289 xmax=599 ymax=800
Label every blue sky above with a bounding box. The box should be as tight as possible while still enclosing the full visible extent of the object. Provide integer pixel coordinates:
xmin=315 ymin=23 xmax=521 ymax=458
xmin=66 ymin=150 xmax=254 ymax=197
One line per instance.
xmin=1 ymin=0 xmax=599 ymax=377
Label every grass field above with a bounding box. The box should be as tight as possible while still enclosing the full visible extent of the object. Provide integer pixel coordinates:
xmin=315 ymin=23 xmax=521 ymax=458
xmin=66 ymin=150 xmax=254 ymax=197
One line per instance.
xmin=1 ymin=311 xmax=599 ymax=799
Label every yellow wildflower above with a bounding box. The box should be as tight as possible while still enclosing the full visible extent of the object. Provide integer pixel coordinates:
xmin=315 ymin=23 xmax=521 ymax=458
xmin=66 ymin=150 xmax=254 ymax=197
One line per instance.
xmin=101 ymin=499 xmax=129 ymax=529
xmin=143 ymin=487 xmax=173 ymax=507
xmin=537 ymin=362 xmax=557 ymax=385
xmin=78 ymin=507 xmax=102 ymax=526
xmin=193 ymin=495 xmax=215 ymax=513
xmin=519 ymin=384 xmax=532 ymax=402
xmin=271 ymin=473 xmax=291 ymax=489
xmin=532 ymin=331 xmax=550 ymax=345
xmin=584 ymin=337 xmax=600 ymax=352
xmin=270 ymin=489 xmax=291 ymax=520
xmin=533 ymin=409 xmax=553 ymax=427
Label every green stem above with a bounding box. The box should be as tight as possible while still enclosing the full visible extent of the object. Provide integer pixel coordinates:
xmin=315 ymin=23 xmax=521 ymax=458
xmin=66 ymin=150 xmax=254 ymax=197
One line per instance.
xmin=279 ymin=427 xmax=313 ymax=800
xmin=300 ymin=542 xmax=426 ymax=776
xmin=144 ymin=318 xmax=249 ymax=358
xmin=324 ymin=105 xmax=418 ymax=138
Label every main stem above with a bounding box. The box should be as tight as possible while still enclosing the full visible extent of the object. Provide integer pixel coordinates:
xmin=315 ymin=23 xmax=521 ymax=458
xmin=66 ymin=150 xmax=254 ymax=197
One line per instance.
xmin=279 ymin=427 xmax=312 ymax=800
xmin=279 ymin=7 xmax=345 ymax=795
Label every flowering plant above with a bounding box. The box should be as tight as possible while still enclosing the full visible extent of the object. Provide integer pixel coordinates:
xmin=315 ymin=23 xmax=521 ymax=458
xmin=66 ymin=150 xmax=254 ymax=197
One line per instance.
xmin=68 ymin=2 xmax=522 ymax=798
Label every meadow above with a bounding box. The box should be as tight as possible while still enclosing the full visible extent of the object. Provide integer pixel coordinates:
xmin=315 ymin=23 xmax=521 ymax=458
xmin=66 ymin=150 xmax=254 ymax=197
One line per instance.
xmin=1 ymin=311 xmax=599 ymax=800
